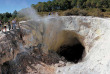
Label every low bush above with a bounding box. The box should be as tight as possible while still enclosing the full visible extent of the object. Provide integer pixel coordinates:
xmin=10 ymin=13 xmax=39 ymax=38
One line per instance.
xmin=78 ymin=10 xmax=88 ymax=16
xmin=63 ymin=8 xmax=87 ymax=16
xmin=63 ymin=10 xmax=73 ymax=16
xmin=87 ymin=8 xmax=104 ymax=17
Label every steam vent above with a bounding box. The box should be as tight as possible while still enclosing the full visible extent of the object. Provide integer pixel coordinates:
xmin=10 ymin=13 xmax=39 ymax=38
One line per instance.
xmin=1 ymin=16 xmax=110 ymax=74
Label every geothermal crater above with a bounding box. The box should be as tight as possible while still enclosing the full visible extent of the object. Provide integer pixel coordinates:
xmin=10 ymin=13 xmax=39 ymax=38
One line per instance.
xmin=1 ymin=16 xmax=110 ymax=74
xmin=56 ymin=31 xmax=85 ymax=63
xmin=57 ymin=38 xmax=84 ymax=63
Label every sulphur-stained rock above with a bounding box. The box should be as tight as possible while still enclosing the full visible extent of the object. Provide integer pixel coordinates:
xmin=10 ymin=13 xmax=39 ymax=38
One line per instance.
xmin=1 ymin=16 xmax=110 ymax=74
xmin=55 ymin=16 xmax=110 ymax=74
xmin=0 ymin=29 xmax=24 ymax=65
xmin=26 ymin=63 xmax=55 ymax=74
xmin=20 ymin=16 xmax=110 ymax=74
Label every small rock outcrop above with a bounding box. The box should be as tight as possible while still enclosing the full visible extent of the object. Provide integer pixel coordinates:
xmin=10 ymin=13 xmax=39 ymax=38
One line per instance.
xmin=0 ymin=29 xmax=24 ymax=73
xmin=0 ymin=30 xmax=24 ymax=64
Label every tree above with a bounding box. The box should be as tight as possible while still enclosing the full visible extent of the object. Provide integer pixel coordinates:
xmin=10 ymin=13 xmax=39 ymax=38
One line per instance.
xmin=5 ymin=12 xmax=12 ymax=18
xmin=71 ymin=0 xmax=77 ymax=8
xmin=27 ymin=0 xmax=110 ymax=12
xmin=12 ymin=10 xmax=17 ymax=18
xmin=86 ymin=1 xmax=91 ymax=8
xmin=47 ymin=1 xmax=52 ymax=11
xmin=3 ymin=15 xmax=8 ymax=22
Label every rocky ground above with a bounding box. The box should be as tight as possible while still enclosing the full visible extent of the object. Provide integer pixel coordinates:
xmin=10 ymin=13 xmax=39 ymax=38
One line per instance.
xmin=1 ymin=45 xmax=67 ymax=74
xmin=1 ymin=16 xmax=110 ymax=74
xmin=0 ymin=24 xmax=68 ymax=74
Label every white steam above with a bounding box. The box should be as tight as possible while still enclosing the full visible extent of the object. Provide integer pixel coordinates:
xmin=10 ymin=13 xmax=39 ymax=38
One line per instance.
xmin=18 ymin=7 xmax=66 ymax=52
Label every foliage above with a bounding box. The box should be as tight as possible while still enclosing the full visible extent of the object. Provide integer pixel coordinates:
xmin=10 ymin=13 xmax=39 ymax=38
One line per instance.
xmin=63 ymin=8 xmax=87 ymax=16
xmin=0 ymin=10 xmax=17 ymax=23
xmin=15 ymin=0 xmax=110 ymax=20
xmin=31 ymin=0 xmax=110 ymax=12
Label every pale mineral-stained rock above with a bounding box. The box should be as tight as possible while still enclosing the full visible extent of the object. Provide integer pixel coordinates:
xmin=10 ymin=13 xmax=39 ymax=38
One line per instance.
xmin=55 ymin=16 xmax=110 ymax=74
xmin=19 ymin=16 xmax=110 ymax=74
xmin=26 ymin=62 xmax=55 ymax=74
xmin=0 ymin=29 xmax=24 ymax=73
xmin=0 ymin=30 xmax=23 ymax=65
xmin=1 ymin=16 xmax=110 ymax=74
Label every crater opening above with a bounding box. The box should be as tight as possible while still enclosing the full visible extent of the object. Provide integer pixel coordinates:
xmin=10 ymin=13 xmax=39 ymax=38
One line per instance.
xmin=1 ymin=61 xmax=10 ymax=74
xmin=57 ymin=38 xmax=85 ymax=63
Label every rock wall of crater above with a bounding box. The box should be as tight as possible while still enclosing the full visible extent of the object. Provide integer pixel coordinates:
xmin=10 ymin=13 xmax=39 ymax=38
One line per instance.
xmin=22 ymin=16 xmax=110 ymax=74
xmin=56 ymin=16 xmax=110 ymax=74
xmin=0 ymin=30 xmax=24 ymax=65
xmin=21 ymin=16 xmax=102 ymax=55
xmin=0 ymin=16 xmax=110 ymax=74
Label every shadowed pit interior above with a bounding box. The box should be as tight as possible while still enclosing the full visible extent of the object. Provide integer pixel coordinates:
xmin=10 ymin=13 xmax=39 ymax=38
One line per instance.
xmin=57 ymin=38 xmax=85 ymax=63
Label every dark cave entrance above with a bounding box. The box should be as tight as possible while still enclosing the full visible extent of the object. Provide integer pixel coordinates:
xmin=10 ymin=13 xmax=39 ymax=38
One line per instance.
xmin=1 ymin=61 xmax=10 ymax=74
xmin=57 ymin=38 xmax=85 ymax=63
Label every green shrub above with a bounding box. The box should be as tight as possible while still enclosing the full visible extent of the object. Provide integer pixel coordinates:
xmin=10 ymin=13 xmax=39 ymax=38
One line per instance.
xmin=78 ymin=10 xmax=88 ymax=16
xmin=63 ymin=8 xmax=80 ymax=16
xmin=63 ymin=10 xmax=73 ymax=16
xmin=70 ymin=8 xmax=80 ymax=15
xmin=63 ymin=8 xmax=88 ymax=16
xmin=87 ymin=8 xmax=104 ymax=17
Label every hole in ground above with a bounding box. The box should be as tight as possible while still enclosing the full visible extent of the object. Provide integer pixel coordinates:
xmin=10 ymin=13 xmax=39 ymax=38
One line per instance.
xmin=57 ymin=38 xmax=85 ymax=63
xmin=1 ymin=61 xmax=10 ymax=74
